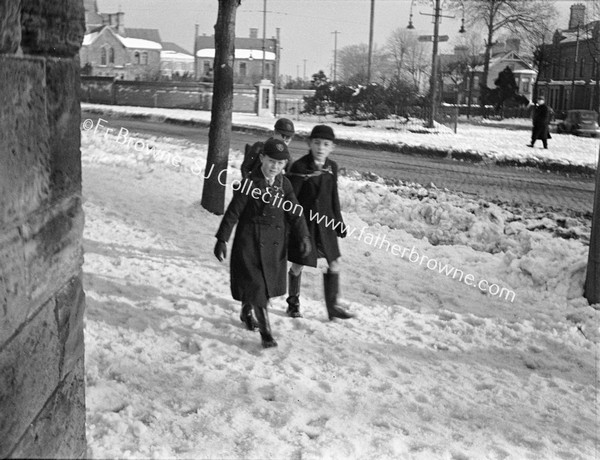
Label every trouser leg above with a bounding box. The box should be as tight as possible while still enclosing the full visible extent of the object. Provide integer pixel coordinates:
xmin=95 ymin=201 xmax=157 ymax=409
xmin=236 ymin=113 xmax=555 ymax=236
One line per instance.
xmin=253 ymin=302 xmax=278 ymax=348
xmin=240 ymin=302 xmax=258 ymax=331
xmin=323 ymin=270 xmax=354 ymax=320
xmin=286 ymin=265 xmax=303 ymax=318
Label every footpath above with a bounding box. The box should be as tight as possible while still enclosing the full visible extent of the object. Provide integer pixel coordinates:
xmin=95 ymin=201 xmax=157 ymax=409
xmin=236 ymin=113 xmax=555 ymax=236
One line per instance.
xmin=82 ymin=103 xmax=600 ymax=176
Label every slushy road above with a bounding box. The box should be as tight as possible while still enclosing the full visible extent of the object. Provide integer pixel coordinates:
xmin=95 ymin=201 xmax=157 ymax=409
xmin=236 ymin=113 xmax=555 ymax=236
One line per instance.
xmin=82 ymin=112 xmax=595 ymax=216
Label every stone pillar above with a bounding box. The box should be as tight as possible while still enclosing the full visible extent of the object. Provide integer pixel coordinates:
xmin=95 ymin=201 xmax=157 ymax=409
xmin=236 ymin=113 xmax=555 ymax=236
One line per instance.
xmin=0 ymin=0 xmax=87 ymax=458
xmin=256 ymin=79 xmax=274 ymax=117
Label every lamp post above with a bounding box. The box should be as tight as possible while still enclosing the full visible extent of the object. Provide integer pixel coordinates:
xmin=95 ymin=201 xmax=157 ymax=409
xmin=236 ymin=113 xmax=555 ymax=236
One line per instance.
xmin=262 ymin=0 xmax=267 ymax=80
xmin=332 ymin=30 xmax=340 ymax=82
xmin=367 ymin=0 xmax=375 ymax=83
xmin=413 ymin=0 xmax=462 ymax=128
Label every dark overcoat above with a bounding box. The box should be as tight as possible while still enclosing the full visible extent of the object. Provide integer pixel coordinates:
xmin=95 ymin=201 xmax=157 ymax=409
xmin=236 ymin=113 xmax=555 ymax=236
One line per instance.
xmin=287 ymin=153 xmax=344 ymax=267
xmin=215 ymin=168 xmax=308 ymax=304
xmin=532 ymin=104 xmax=551 ymax=141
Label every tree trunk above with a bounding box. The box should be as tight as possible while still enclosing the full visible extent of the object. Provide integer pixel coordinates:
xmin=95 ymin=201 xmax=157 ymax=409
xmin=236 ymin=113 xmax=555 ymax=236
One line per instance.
xmin=201 ymin=0 xmax=240 ymax=215
xmin=585 ymin=142 xmax=600 ymax=305
xmin=480 ymin=5 xmax=495 ymax=116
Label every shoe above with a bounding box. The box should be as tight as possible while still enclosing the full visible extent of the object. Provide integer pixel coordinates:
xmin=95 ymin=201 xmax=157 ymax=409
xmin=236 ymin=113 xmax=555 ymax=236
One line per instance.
xmin=526 ymin=144 xmax=534 ymax=147
xmin=323 ymin=271 xmax=354 ymax=320
xmin=240 ymin=303 xmax=258 ymax=331
xmin=286 ymin=269 xmax=303 ymax=318
xmin=253 ymin=304 xmax=278 ymax=348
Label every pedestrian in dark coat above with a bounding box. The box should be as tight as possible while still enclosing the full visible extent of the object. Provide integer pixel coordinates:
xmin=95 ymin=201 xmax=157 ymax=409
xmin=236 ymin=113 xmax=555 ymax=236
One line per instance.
xmin=214 ymin=138 xmax=310 ymax=348
xmin=528 ymin=96 xmax=552 ymax=149
xmin=285 ymin=125 xmax=354 ymax=321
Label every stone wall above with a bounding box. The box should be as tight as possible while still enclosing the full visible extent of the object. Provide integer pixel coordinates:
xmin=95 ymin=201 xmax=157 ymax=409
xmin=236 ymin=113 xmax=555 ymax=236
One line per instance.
xmin=0 ymin=0 xmax=87 ymax=458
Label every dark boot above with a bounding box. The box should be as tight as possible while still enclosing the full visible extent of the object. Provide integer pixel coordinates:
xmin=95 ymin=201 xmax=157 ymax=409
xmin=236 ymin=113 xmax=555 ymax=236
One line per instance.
xmin=253 ymin=304 xmax=278 ymax=348
xmin=239 ymin=302 xmax=258 ymax=331
xmin=286 ymin=269 xmax=303 ymax=318
xmin=323 ymin=271 xmax=354 ymax=320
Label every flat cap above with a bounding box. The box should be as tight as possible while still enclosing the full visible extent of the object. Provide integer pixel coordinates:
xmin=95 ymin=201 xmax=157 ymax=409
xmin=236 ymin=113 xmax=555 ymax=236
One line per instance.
xmin=310 ymin=124 xmax=335 ymax=141
xmin=263 ymin=137 xmax=290 ymax=160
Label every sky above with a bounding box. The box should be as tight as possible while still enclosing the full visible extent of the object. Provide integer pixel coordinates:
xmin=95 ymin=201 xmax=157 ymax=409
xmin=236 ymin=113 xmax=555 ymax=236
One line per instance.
xmin=97 ymin=0 xmax=582 ymax=79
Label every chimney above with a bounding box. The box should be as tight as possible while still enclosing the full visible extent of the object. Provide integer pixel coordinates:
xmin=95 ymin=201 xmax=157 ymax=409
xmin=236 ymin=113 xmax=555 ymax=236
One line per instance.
xmin=249 ymin=28 xmax=258 ymax=39
xmin=490 ymin=41 xmax=505 ymax=56
xmin=505 ymin=38 xmax=520 ymax=53
xmin=116 ymin=11 xmax=125 ymax=35
xmin=454 ymin=45 xmax=469 ymax=59
xmin=569 ymin=3 xmax=586 ymax=30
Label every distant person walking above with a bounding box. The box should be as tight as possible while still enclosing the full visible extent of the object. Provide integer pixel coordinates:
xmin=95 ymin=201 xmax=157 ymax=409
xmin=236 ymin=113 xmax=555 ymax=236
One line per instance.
xmin=528 ymin=96 xmax=552 ymax=149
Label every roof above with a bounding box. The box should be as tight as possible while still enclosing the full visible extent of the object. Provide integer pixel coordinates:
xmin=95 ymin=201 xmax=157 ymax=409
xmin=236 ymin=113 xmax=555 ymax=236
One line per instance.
xmin=161 ymin=51 xmax=195 ymax=62
xmin=195 ymin=35 xmax=276 ymax=53
xmin=82 ymin=26 xmax=162 ymax=50
xmin=196 ymin=49 xmax=276 ymax=60
xmin=472 ymin=51 xmax=534 ymax=73
xmin=125 ymin=28 xmax=162 ymax=44
xmin=162 ymin=42 xmax=192 ymax=55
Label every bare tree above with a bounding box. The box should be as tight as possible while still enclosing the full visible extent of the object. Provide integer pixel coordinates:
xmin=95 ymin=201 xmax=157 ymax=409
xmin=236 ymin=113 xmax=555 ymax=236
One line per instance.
xmin=463 ymin=0 xmax=556 ymax=98
xmin=338 ymin=43 xmax=389 ymax=85
xmin=386 ymin=28 xmax=424 ymax=80
xmin=201 ymin=0 xmax=242 ymax=215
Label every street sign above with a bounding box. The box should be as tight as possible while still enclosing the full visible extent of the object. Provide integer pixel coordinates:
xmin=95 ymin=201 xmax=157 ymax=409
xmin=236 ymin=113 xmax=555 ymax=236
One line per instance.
xmin=418 ymin=35 xmax=449 ymax=42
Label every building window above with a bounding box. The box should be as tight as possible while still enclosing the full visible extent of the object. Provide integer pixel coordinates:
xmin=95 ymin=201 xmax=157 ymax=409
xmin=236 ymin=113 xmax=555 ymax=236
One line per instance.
xmin=134 ymin=51 xmax=140 ymax=64
xmin=100 ymin=47 xmax=107 ymax=65
xmin=239 ymin=62 xmax=247 ymax=77
xmin=564 ymin=59 xmax=570 ymax=79
xmin=522 ymin=78 xmax=530 ymax=93
xmin=141 ymin=52 xmax=148 ymax=65
xmin=203 ymin=61 xmax=211 ymax=75
xmin=109 ymin=47 xmax=115 ymax=64
xmin=580 ymin=58 xmax=585 ymax=78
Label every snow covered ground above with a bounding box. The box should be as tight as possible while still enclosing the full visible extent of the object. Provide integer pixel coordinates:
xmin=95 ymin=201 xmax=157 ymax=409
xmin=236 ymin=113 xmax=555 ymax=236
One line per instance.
xmin=80 ymin=122 xmax=599 ymax=459
xmin=82 ymin=103 xmax=600 ymax=171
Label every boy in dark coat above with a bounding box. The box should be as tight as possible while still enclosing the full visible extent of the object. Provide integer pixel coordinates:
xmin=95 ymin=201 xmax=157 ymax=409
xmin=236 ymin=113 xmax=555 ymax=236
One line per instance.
xmin=214 ymin=138 xmax=311 ymax=348
xmin=286 ymin=125 xmax=354 ymax=321
xmin=528 ymin=96 xmax=552 ymax=149
xmin=241 ymin=118 xmax=296 ymax=178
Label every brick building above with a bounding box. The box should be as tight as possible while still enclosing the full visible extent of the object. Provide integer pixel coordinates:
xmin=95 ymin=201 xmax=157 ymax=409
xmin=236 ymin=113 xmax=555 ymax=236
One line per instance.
xmin=440 ymin=39 xmax=536 ymax=106
xmin=195 ymin=28 xmax=277 ymax=85
xmin=80 ymin=0 xmax=162 ymax=80
xmin=537 ymin=3 xmax=600 ymax=112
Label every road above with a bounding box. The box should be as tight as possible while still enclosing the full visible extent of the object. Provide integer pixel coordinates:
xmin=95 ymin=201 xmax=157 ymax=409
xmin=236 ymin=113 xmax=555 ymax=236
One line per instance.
xmin=82 ymin=112 xmax=596 ymax=217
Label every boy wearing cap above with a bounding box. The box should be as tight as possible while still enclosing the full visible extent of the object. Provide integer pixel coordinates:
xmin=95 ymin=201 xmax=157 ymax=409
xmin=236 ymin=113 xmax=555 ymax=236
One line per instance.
xmin=241 ymin=118 xmax=296 ymax=178
xmin=286 ymin=125 xmax=354 ymax=321
xmin=214 ymin=138 xmax=311 ymax=348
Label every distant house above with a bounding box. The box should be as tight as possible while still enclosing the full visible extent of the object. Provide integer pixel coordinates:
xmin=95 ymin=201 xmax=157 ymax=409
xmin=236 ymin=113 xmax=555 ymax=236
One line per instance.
xmin=80 ymin=0 xmax=162 ymax=80
xmin=195 ymin=28 xmax=277 ymax=85
xmin=161 ymin=42 xmax=195 ymax=79
xmin=537 ymin=3 xmax=600 ymax=112
xmin=439 ymin=39 xmax=536 ymax=106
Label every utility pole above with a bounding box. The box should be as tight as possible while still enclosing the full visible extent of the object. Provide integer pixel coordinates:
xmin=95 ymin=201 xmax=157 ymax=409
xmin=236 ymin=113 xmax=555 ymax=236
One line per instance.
xmin=193 ymin=23 xmax=199 ymax=80
xmin=419 ymin=0 xmax=452 ymax=128
xmin=274 ymin=28 xmax=280 ymax=116
xmin=570 ymin=24 xmax=580 ymax=109
xmin=332 ymin=30 xmax=340 ymax=83
xmin=262 ymin=0 xmax=267 ymax=80
xmin=585 ymin=142 xmax=600 ymax=305
xmin=303 ymin=59 xmax=307 ymax=81
xmin=367 ymin=0 xmax=375 ymax=83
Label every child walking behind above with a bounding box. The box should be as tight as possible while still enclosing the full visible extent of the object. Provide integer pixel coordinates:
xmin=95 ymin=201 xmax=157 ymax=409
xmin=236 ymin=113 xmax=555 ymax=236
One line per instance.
xmin=286 ymin=125 xmax=354 ymax=321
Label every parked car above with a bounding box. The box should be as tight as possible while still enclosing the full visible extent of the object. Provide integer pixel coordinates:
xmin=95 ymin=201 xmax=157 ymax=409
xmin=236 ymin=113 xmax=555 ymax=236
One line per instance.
xmin=556 ymin=110 xmax=600 ymax=137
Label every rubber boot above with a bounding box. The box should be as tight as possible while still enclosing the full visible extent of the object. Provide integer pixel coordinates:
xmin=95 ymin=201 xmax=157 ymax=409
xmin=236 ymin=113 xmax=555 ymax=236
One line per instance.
xmin=253 ymin=303 xmax=278 ymax=348
xmin=286 ymin=269 xmax=303 ymax=318
xmin=239 ymin=302 xmax=258 ymax=331
xmin=323 ymin=271 xmax=354 ymax=320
